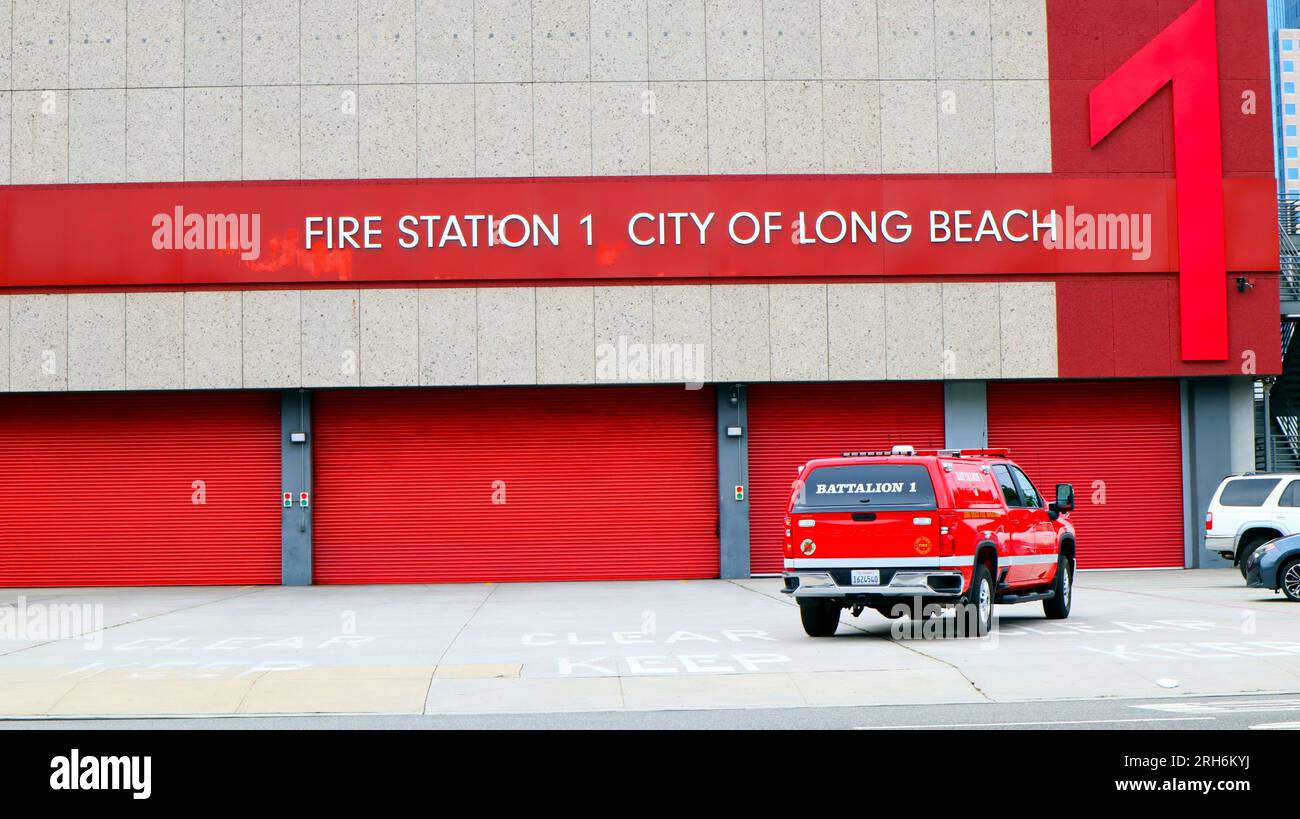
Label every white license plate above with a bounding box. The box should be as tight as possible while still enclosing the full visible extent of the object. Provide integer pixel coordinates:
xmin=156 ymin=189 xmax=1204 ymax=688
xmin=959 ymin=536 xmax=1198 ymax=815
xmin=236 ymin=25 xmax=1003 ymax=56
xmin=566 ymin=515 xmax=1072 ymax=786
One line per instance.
xmin=850 ymin=569 xmax=881 ymax=587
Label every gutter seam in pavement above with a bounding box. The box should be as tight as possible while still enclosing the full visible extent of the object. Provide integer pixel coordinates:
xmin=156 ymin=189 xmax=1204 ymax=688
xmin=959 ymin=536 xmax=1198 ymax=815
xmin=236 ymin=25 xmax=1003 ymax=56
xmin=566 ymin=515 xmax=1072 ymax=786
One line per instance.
xmin=423 ymin=583 xmax=500 ymax=714
xmin=726 ymin=579 xmax=995 ymax=703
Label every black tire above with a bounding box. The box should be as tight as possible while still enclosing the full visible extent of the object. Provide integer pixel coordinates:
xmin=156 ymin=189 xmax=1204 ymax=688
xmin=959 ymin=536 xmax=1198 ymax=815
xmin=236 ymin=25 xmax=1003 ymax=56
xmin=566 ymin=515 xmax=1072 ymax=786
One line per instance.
xmin=798 ymin=599 xmax=842 ymax=637
xmin=1281 ymin=558 xmax=1300 ymax=602
xmin=1043 ymin=555 xmax=1073 ymax=620
xmin=1239 ymin=536 xmax=1272 ymax=580
xmin=964 ymin=564 xmax=994 ymax=637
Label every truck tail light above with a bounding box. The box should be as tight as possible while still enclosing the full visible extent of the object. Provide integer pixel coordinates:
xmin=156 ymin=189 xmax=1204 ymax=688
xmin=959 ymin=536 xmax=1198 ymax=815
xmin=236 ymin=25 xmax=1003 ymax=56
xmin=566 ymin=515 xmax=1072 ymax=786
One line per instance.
xmin=1205 ymin=511 xmax=1212 ymax=532
xmin=783 ymin=515 xmax=792 ymax=557
xmin=939 ymin=512 xmax=959 ymax=555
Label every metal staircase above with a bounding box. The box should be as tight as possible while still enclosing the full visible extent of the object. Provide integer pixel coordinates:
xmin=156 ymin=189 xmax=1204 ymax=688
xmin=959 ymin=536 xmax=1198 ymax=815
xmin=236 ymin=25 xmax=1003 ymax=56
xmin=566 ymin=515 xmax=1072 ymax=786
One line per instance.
xmin=1260 ymin=197 xmax=1300 ymax=470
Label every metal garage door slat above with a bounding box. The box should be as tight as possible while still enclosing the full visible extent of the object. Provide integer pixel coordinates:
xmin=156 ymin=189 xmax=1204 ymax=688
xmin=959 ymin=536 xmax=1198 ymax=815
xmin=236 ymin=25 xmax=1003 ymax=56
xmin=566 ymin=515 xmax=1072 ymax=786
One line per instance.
xmin=0 ymin=392 xmax=282 ymax=587
xmin=987 ymin=380 xmax=1184 ymax=569
xmin=311 ymin=385 xmax=718 ymax=583
xmin=746 ymin=383 xmax=947 ymax=575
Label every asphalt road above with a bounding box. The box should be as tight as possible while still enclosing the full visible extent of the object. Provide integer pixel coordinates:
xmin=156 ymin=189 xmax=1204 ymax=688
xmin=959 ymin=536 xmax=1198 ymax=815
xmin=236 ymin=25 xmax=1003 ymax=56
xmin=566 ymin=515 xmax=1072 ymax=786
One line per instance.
xmin=5 ymin=691 xmax=1300 ymax=730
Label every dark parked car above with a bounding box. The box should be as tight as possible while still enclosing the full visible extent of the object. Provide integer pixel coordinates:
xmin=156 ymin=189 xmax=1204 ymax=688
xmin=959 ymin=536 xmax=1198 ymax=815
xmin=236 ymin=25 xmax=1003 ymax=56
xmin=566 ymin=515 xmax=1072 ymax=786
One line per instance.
xmin=1244 ymin=534 xmax=1300 ymax=601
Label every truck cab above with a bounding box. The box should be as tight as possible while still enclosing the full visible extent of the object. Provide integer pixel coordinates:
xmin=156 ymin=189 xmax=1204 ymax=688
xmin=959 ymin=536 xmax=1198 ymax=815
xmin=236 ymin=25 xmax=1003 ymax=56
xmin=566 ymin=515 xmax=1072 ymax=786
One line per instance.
xmin=781 ymin=446 xmax=1076 ymax=637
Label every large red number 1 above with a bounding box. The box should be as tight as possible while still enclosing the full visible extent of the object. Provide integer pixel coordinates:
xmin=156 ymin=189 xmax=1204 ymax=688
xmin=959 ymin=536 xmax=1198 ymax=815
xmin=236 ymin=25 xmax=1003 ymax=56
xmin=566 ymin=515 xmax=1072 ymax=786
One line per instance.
xmin=1089 ymin=0 xmax=1226 ymax=362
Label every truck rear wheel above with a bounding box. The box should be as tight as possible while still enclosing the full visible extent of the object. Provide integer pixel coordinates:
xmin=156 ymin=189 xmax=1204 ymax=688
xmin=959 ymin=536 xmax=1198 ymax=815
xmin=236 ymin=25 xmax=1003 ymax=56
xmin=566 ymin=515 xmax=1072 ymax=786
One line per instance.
xmin=965 ymin=564 xmax=993 ymax=637
xmin=1043 ymin=555 xmax=1073 ymax=620
xmin=798 ymin=599 xmax=842 ymax=637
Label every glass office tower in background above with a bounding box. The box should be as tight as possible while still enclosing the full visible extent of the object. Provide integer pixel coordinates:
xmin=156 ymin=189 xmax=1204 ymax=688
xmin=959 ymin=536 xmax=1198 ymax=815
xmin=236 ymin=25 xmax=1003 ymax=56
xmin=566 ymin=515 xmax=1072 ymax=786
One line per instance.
xmin=1271 ymin=0 xmax=1300 ymax=194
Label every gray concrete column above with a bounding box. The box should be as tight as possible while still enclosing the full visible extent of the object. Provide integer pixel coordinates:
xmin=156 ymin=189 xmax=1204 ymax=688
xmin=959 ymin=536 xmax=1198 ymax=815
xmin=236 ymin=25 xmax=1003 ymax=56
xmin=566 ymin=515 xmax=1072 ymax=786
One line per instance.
xmin=281 ymin=389 xmax=313 ymax=585
xmin=1226 ymin=377 xmax=1257 ymax=474
xmin=717 ymin=384 xmax=750 ymax=579
xmin=1183 ymin=378 xmax=1232 ymax=569
xmin=944 ymin=380 xmax=988 ymax=450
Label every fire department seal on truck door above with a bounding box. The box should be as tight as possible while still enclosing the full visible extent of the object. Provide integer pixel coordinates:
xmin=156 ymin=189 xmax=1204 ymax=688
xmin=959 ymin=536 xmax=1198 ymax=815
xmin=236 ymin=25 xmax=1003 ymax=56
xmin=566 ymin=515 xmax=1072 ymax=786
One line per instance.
xmin=914 ymin=536 xmax=934 ymax=556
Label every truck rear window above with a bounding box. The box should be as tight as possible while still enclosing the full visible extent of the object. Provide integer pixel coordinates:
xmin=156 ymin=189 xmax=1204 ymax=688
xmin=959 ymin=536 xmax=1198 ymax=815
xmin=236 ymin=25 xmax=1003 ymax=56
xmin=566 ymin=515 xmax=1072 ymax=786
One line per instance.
xmin=796 ymin=465 xmax=937 ymax=510
xmin=1218 ymin=478 xmax=1281 ymax=507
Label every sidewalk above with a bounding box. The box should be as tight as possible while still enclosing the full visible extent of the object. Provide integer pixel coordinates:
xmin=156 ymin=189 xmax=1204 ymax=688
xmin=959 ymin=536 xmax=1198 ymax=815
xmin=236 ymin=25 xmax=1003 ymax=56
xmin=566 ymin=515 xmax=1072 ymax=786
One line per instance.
xmin=1 ymin=570 xmax=1297 ymax=718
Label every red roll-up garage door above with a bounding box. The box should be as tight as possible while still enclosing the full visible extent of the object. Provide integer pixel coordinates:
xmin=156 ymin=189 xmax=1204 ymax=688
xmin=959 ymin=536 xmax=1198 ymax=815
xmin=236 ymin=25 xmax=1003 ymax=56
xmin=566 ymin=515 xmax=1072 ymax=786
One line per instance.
xmin=747 ymin=383 xmax=946 ymax=575
xmin=0 ymin=392 xmax=282 ymax=587
xmin=312 ymin=385 xmax=717 ymax=583
xmin=987 ymin=380 xmax=1184 ymax=569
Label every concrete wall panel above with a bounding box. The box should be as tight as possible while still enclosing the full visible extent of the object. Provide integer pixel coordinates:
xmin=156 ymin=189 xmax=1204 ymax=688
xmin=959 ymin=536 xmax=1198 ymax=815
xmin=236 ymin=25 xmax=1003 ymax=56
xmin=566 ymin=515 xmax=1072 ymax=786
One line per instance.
xmin=71 ymin=0 xmax=127 ymax=89
xmin=13 ymin=0 xmax=69 ymax=90
xmin=537 ymin=286 xmax=595 ymax=385
xmin=595 ymin=285 xmax=654 ymax=383
xmin=359 ymin=0 xmax=416 ymax=84
xmin=68 ymin=293 xmax=126 ymax=391
xmin=477 ymin=287 xmax=537 ymax=385
xmin=184 ymin=291 xmax=242 ymax=389
xmin=0 ymin=296 xmax=8 ymax=392
xmin=301 ymin=0 xmax=359 ymax=85
xmin=12 ymin=90 xmax=68 ymax=184
xmin=653 ymin=285 xmax=712 ymax=383
xmin=941 ymin=283 xmax=1002 ymax=380
xmin=827 ymin=283 xmax=887 ymax=380
xmin=999 ymin=281 xmax=1058 ymax=378
xmin=243 ymin=290 xmax=302 ymax=388
xmin=885 ymin=283 xmax=943 ymax=379
xmin=10 ymin=294 xmax=68 ymax=392
xmin=244 ymin=0 xmax=301 ymax=85
xmin=127 ymin=0 xmax=184 ymax=88
xmin=69 ymin=89 xmax=126 ymax=183
xmin=0 ymin=282 xmax=1062 ymax=391
xmin=302 ymin=290 xmax=360 ymax=388
xmin=24 ymin=0 xmax=1051 ymax=182
xmin=127 ymin=88 xmax=183 ymax=182
xmin=417 ymin=0 xmax=475 ymax=83
xmin=711 ymin=285 xmax=769 ymax=382
xmin=592 ymin=0 xmax=648 ymax=82
xmin=184 ymin=0 xmax=241 ymax=87
xmin=419 ymin=288 xmax=478 ymax=386
xmin=649 ymin=81 xmax=708 ymax=174
xmin=769 ymin=284 xmax=829 ymax=381
xmin=359 ymin=289 xmax=419 ymax=387
xmin=125 ymin=292 xmax=184 ymax=390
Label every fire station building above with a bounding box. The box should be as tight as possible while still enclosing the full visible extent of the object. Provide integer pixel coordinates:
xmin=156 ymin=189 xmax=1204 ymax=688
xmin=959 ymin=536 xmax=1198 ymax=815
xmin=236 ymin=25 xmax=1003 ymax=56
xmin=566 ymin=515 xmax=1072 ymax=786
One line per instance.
xmin=0 ymin=0 xmax=1281 ymax=585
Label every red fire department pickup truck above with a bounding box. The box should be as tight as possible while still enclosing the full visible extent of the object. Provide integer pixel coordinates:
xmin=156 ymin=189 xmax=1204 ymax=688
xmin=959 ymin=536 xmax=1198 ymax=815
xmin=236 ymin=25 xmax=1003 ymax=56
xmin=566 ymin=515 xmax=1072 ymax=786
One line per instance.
xmin=781 ymin=446 xmax=1076 ymax=637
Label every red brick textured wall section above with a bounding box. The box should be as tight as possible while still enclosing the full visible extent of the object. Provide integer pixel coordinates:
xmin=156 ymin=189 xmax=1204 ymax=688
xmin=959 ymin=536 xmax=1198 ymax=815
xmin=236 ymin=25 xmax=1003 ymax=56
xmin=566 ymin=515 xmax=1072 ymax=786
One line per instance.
xmin=1048 ymin=0 xmax=1273 ymax=178
xmin=1047 ymin=0 xmax=1280 ymax=377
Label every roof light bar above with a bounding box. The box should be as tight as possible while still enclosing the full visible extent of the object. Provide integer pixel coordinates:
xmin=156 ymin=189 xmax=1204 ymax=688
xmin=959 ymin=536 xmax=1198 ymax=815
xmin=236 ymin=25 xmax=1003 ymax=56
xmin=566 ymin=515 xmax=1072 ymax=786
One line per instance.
xmin=838 ymin=447 xmax=1011 ymax=458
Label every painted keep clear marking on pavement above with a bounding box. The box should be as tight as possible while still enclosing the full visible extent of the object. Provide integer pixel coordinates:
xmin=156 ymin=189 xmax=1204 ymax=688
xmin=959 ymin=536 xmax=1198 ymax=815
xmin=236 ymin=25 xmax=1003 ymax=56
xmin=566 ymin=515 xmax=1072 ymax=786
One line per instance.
xmin=993 ymin=617 xmax=1300 ymax=663
xmin=1132 ymin=698 xmax=1300 ymax=715
xmin=997 ymin=618 xmax=1250 ymax=638
xmin=519 ymin=629 xmax=792 ymax=676
xmin=1080 ymin=642 xmax=1300 ymax=662
xmin=1249 ymin=722 xmax=1300 ymax=730
xmin=54 ymin=634 xmax=378 ymax=680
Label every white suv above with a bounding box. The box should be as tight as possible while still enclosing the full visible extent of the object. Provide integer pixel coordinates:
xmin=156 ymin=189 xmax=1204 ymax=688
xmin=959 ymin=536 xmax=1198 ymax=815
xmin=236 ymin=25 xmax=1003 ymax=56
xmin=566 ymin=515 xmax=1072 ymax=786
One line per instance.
xmin=1205 ymin=473 xmax=1300 ymax=577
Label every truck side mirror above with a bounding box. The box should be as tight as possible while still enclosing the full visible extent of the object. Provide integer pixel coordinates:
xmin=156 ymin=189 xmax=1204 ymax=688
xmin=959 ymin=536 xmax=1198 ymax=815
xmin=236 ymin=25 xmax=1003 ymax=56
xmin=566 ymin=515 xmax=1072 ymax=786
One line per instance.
xmin=1050 ymin=484 xmax=1075 ymax=515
